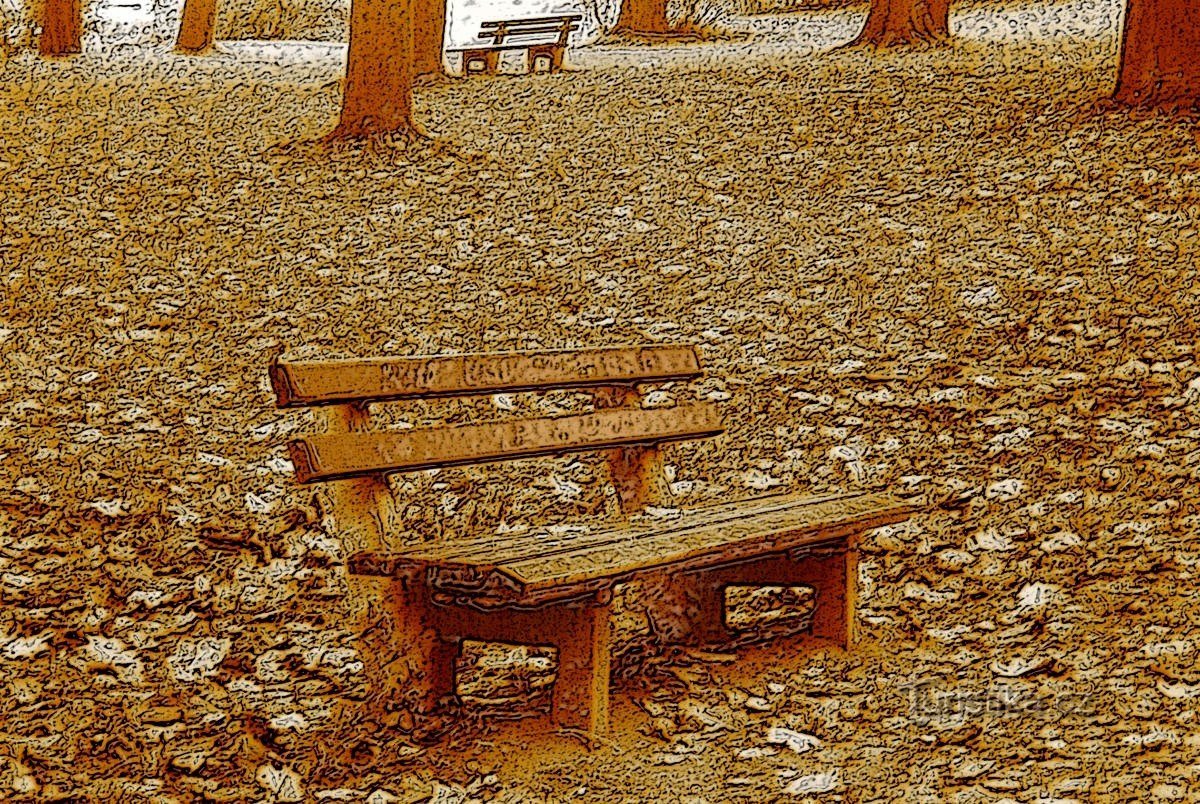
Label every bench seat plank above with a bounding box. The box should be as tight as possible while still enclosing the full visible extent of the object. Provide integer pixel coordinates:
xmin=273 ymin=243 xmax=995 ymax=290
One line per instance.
xmin=499 ymin=491 xmax=911 ymax=589
xmin=352 ymin=491 xmax=914 ymax=604
xmin=288 ymin=404 xmax=723 ymax=483
xmin=420 ymin=490 xmax=848 ymax=563
xmin=270 ymin=345 xmax=700 ymax=408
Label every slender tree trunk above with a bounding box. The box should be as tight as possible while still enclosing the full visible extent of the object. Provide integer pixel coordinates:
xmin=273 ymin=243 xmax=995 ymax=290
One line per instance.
xmin=1114 ymin=0 xmax=1200 ymax=110
xmin=329 ymin=0 xmax=419 ymax=139
xmin=176 ymin=0 xmax=216 ymax=53
xmin=412 ymin=0 xmax=445 ymax=77
xmin=40 ymin=0 xmax=81 ymax=55
xmin=615 ymin=0 xmax=673 ymax=35
xmin=849 ymin=0 xmax=950 ymax=47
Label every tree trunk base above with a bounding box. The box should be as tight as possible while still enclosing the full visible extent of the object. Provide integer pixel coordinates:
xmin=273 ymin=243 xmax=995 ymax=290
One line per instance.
xmin=39 ymin=0 xmax=83 ymax=56
xmin=1113 ymin=86 xmax=1200 ymax=113
xmin=1112 ymin=0 xmax=1200 ymax=114
xmin=412 ymin=0 xmax=446 ymax=82
xmin=846 ymin=28 xmax=948 ymax=48
xmin=604 ymin=27 xmax=712 ymax=49
xmin=174 ymin=42 xmax=227 ymax=56
xmin=613 ymin=0 xmax=690 ymax=40
xmin=413 ymin=70 xmax=451 ymax=87
xmin=610 ymin=24 xmax=705 ymax=41
xmin=322 ymin=119 xmax=428 ymax=144
xmin=843 ymin=0 xmax=951 ymax=48
xmin=38 ymin=47 xmax=82 ymax=57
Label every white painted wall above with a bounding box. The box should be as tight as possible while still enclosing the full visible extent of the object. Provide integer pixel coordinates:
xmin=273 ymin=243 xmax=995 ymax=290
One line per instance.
xmin=85 ymin=0 xmax=622 ymax=47
xmin=446 ymin=0 xmax=615 ymax=48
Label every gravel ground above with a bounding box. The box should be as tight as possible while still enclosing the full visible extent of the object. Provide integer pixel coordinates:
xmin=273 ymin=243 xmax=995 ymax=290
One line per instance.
xmin=3 ymin=0 xmax=1200 ymax=800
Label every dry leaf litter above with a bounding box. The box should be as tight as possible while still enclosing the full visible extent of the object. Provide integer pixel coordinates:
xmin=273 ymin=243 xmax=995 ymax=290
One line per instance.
xmin=2 ymin=0 xmax=1200 ymax=800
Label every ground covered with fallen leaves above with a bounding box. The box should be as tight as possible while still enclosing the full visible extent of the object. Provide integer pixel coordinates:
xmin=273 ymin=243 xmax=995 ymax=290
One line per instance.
xmin=3 ymin=0 xmax=1200 ymax=800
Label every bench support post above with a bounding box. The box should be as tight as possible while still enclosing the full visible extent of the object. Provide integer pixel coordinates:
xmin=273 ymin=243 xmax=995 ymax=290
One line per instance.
xmin=320 ymin=404 xmax=459 ymax=722
xmin=527 ymin=44 xmax=565 ymax=73
xmin=707 ymin=545 xmax=856 ymax=649
xmin=462 ymin=49 xmax=499 ymax=75
xmin=642 ymin=573 xmax=727 ymax=645
xmin=642 ymin=543 xmax=858 ymax=650
xmin=356 ymin=578 xmax=457 ymax=719
xmin=599 ymin=385 xmax=716 ymax=649
xmin=608 ymin=445 xmax=669 ymax=512
xmin=769 ymin=547 xmax=854 ymax=649
xmin=551 ymin=602 xmax=612 ymax=739
xmin=596 ymin=385 xmax=671 ymax=515
xmin=319 ymin=403 xmax=402 ymax=552
xmin=392 ymin=581 xmax=459 ymax=712
xmin=423 ymin=597 xmax=613 ymax=739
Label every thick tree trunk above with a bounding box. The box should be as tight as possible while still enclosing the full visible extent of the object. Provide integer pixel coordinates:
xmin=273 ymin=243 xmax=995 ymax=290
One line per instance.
xmin=849 ymin=0 xmax=950 ymax=47
xmin=176 ymin=0 xmax=217 ymax=53
xmin=615 ymin=0 xmax=673 ymax=35
xmin=40 ymin=0 xmax=82 ymax=55
xmin=412 ymin=0 xmax=445 ymax=77
xmin=329 ymin=0 xmax=419 ymax=139
xmin=1114 ymin=0 xmax=1200 ymax=110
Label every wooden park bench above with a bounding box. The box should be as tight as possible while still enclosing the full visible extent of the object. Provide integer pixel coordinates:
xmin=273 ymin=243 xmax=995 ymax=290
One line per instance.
xmin=447 ymin=14 xmax=582 ymax=76
xmin=268 ymin=345 xmax=916 ymax=739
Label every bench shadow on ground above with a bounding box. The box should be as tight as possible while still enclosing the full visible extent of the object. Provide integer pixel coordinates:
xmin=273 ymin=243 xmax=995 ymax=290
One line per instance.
xmin=451 ymin=585 xmax=826 ymax=745
xmin=460 ymin=642 xmax=861 ymax=793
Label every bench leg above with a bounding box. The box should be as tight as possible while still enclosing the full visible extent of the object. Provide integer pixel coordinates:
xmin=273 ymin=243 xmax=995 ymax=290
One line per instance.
xmin=527 ymin=45 xmax=565 ymax=74
xmin=462 ymin=49 xmax=499 ymax=75
xmin=722 ymin=548 xmax=856 ymax=649
xmin=642 ymin=572 xmax=728 ymax=646
xmin=551 ymin=602 xmax=612 ymax=739
xmin=798 ymin=549 xmax=854 ymax=648
xmin=399 ymin=585 xmax=460 ymax=711
xmin=426 ymin=636 xmax=461 ymax=705
xmin=689 ymin=541 xmax=859 ymax=650
xmin=355 ymin=578 xmax=457 ymax=719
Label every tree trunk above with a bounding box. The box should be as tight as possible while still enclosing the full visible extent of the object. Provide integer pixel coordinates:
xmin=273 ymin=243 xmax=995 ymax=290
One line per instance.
xmin=615 ymin=0 xmax=673 ymax=35
xmin=1114 ymin=0 xmax=1200 ymax=110
xmin=412 ymin=0 xmax=445 ymax=77
xmin=849 ymin=0 xmax=950 ymax=47
xmin=176 ymin=0 xmax=217 ymax=53
xmin=40 ymin=0 xmax=81 ymax=55
xmin=329 ymin=0 xmax=419 ymax=139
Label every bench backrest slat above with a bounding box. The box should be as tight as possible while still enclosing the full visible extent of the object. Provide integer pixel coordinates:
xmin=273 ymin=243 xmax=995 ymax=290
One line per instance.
xmin=270 ymin=345 xmax=701 ymax=408
xmin=287 ymin=404 xmax=723 ymax=483
xmin=476 ymin=15 xmax=580 ymax=47
xmin=479 ymin=15 xmax=582 ymax=27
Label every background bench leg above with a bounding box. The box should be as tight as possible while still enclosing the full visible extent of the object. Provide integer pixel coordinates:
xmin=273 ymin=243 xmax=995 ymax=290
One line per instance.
xmin=802 ymin=550 xmax=853 ymax=648
xmin=843 ymin=544 xmax=859 ymax=647
xmin=462 ymin=50 xmax=500 ymax=75
xmin=397 ymin=584 xmax=460 ymax=712
xmin=527 ymin=44 xmax=566 ymax=74
xmin=700 ymin=542 xmax=858 ymax=650
xmin=642 ymin=572 xmax=727 ymax=646
xmin=552 ymin=603 xmax=612 ymax=739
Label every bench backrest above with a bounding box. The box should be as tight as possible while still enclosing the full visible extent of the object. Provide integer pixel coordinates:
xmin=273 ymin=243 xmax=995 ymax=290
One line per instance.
xmin=476 ymin=15 xmax=582 ymax=48
xmin=271 ymin=345 xmax=723 ymax=488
